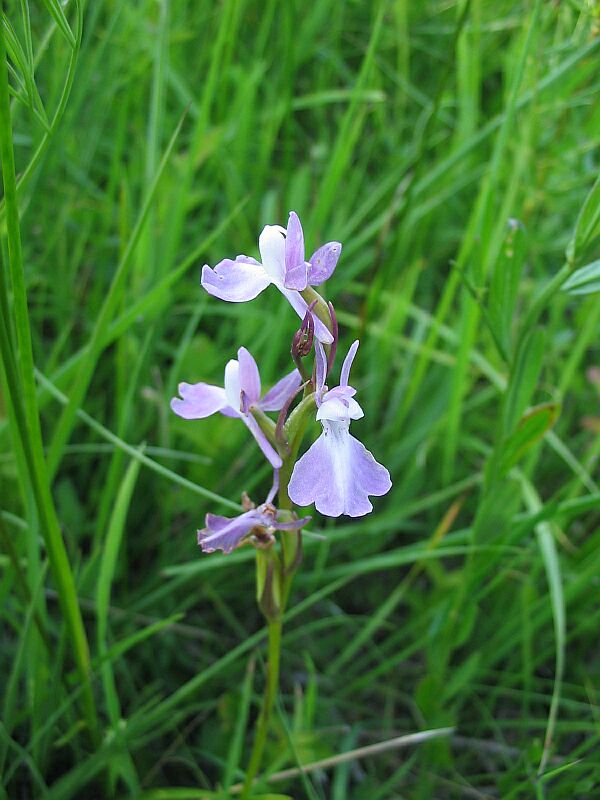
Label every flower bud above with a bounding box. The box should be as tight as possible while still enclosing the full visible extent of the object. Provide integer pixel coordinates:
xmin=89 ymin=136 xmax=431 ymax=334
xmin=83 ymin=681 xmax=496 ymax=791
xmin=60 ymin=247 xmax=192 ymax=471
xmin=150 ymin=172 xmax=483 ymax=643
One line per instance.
xmin=291 ymin=303 xmax=315 ymax=360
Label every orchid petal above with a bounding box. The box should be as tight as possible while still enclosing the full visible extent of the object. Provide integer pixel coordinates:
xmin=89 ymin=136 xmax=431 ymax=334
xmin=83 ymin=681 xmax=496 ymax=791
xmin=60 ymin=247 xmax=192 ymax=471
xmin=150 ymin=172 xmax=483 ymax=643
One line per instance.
xmin=224 ymin=359 xmax=242 ymax=411
xmin=284 ymin=261 xmax=309 ymax=291
xmin=308 ymin=241 xmax=342 ymax=285
xmin=316 ymin=395 xmax=364 ymax=422
xmin=315 ymin=340 xmax=328 ymax=395
xmin=258 ymin=225 xmax=286 ymax=283
xmin=238 ymin=347 xmax=261 ymax=405
xmin=288 ymin=422 xmax=391 ymax=517
xmin=259 ymin=369 xmax=302 ymax=412
xmin=201 ymin=256 xmax=271 ymax=302
xmin=340 ymin=340 xmax=359 ymax=387
xmin=243 ymin=414 xmax=283 ymax=468
xmin=322 ymin=385 xmax=357 ymax=401
xmin=280 ymin=288 xmax=334 ymax=344
xmin=171 ymin=382 xmax=229 ymax=419
xmin=199 ymin=510 xmax=262 ymax=553
xmin=284 ymin=212 xmax=308 ymax=290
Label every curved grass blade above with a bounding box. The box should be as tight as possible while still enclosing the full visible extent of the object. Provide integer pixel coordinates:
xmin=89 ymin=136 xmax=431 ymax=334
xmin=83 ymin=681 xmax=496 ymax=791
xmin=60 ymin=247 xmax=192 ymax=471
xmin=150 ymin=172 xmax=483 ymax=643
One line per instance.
xmin=0 ymin=13 xmax=97 ymax=741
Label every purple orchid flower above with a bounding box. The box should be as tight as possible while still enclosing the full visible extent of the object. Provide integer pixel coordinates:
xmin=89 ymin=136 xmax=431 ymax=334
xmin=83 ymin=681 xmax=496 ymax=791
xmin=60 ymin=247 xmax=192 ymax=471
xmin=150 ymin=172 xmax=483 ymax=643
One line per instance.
xmin=171 ymin=347 xmax=301 ymax=469
xmin=288 ymin=340 xmax=392 ymax=517
xmin=201 ymin=212 xmax=341 ymax=344
xmin=198 ymin=473 xmax=311 ymax=554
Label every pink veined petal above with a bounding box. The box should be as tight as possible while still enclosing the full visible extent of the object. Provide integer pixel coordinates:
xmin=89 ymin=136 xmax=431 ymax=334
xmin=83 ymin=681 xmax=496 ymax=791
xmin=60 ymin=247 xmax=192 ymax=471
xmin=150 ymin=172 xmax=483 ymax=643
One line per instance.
xmin=340 ymin=340 xmax=360 ymax=387
xmin=258 ymin=225 xmax=286 ymax=283
xmin=308 ymin=241 xmax=342 ymax=285
xmin=284 ymin=212 xmax=308 ymax=290
xmin=199 ymin=510 xmax=262 ymax=553
xmin=171 ymin=382 xmax=229 ymax=419
xmin=288 ymin=422 xmax=391 ymax=517
xmin=259 ymin=369 xmax=302 ymax=412
xmin=315 ymin=340 xmax=328 ymax=396
xmin=201 ymin=257 xmax=271 ymax=302
xmin=237 ymin=347 xmax=261 ymax=405
xmin=281 ymin=288 xmax=334 ymax=344
xmin=243 ymin=413 xmax=283 ymax=468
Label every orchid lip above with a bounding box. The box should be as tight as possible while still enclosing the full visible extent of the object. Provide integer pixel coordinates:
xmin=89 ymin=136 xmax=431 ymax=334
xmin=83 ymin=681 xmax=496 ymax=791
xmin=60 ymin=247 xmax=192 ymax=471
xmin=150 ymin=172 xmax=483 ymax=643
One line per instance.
xmin=288 ymin=338 xmax=391 ymax=517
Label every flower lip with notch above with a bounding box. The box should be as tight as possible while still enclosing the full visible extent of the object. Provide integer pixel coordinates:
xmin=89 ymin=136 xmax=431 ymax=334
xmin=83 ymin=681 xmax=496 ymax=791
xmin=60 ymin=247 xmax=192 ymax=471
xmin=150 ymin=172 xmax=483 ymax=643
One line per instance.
xmin=288 ymin=340 xmax=392 ymax=517
xmin=171 ymin=347 xmax=301 ymax=469
xmin=198 ymin=474 xmax=311 ymax=554
xmin=201 ymin=212 xmax=341 ymax=344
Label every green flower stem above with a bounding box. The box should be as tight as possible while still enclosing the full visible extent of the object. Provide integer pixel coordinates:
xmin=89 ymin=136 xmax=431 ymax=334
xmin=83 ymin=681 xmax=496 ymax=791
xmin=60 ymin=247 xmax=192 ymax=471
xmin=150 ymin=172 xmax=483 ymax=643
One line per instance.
xmin=241 ymin=618 xmax=282 ymax=798
xmin=243 ymin=320 xmax=325 ymax=793
xmin=242 ymin=408 xmax=314 ymax=793
xmin=280 ymin=394 xmax=315 ymax=572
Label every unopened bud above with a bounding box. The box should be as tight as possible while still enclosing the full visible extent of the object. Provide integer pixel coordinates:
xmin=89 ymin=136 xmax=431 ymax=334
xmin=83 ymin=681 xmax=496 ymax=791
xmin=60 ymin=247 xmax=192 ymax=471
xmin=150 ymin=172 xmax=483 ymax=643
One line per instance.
xmin=291 ymin=303 xmax=316 ymax=359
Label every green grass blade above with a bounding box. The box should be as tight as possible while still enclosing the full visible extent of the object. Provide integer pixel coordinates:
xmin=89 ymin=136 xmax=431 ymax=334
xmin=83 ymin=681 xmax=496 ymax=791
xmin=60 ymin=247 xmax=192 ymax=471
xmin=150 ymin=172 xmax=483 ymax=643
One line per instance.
xmin=96 ymin=452 xmax=142 ymax=726
xmin=0 ymin=11 xmax=97 ymax=741
xmin=46 ymin=111 xmax=185 ymax=477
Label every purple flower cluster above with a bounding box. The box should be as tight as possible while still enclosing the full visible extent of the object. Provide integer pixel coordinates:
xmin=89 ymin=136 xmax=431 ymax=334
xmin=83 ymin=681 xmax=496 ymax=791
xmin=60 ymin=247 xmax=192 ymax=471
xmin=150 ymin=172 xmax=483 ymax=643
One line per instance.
xmin=171 ymin=212 xmax=391 ymax=553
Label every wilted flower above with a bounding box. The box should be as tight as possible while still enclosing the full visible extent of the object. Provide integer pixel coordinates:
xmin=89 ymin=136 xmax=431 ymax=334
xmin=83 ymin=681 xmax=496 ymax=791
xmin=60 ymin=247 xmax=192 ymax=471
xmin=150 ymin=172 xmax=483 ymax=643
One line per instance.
xmin=288 ymin=340 xmax=391 ymax=517
xmin=201 ymin=212 xmax=341 ymax=343
xmin=171 ymin=347 xmax=300 ymax=468
xmin=198 ymin=475 xmax=311 ymax=554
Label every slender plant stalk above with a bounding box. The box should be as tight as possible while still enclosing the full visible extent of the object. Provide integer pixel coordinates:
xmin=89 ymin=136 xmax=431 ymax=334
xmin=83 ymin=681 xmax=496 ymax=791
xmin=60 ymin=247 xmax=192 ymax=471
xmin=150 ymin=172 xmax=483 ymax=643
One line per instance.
xmin=241 ymin=618 xmax=282 ymax=797
xmin=241 ymin=413 xmax=311 ymax=795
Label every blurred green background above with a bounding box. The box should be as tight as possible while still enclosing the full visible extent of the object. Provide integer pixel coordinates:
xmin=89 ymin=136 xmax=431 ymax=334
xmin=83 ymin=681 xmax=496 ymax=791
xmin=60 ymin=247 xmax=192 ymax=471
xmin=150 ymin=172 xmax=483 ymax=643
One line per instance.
xmin=1 ymin=0 xmax=600 ymax=797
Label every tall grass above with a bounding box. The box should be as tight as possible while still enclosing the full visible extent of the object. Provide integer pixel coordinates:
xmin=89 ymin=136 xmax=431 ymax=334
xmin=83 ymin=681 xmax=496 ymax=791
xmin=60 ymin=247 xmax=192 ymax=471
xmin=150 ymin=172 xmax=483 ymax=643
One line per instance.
xmin=1 ymin=1 xmax=599 ymax=797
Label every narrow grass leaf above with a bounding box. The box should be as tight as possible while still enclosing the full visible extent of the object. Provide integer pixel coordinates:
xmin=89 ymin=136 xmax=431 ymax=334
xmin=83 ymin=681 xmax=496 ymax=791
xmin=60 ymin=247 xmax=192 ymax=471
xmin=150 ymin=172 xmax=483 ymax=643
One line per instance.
xmin=569 ymin=173 xmax=600 ymax=264
xmin=561 ymin=259 xmax=600 ymax=295
xmin=503 ymin=327 xmax=546 ymax=434
xmin=500 ymin=403 xmax=560 ymax=473
xmin=222 ymin=656 xmax=256 ymax=790
xmin=96 ymin=452 xmax=142 ymax=725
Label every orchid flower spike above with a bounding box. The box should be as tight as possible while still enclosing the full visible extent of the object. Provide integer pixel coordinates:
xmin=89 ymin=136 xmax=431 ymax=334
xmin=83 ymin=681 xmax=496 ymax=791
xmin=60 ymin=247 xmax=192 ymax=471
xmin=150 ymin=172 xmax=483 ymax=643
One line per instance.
xmin=198 ymin=473 xmax=311 ymax=554
xmin=201 ymin=211 xmax=341 ymax=344
xmin=171 ymin=347 xmax=301 ymax=468
xmin=288 ymin=340 xmax=392 ymax=517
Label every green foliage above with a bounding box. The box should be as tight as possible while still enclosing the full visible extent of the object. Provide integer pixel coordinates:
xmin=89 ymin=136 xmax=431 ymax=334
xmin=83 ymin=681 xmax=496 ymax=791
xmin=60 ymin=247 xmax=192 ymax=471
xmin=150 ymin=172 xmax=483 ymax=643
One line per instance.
xmin=562 ymin=259 xmax=600 ymax=295
xmin=1 ymin=0 xmax=600 ymax=798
